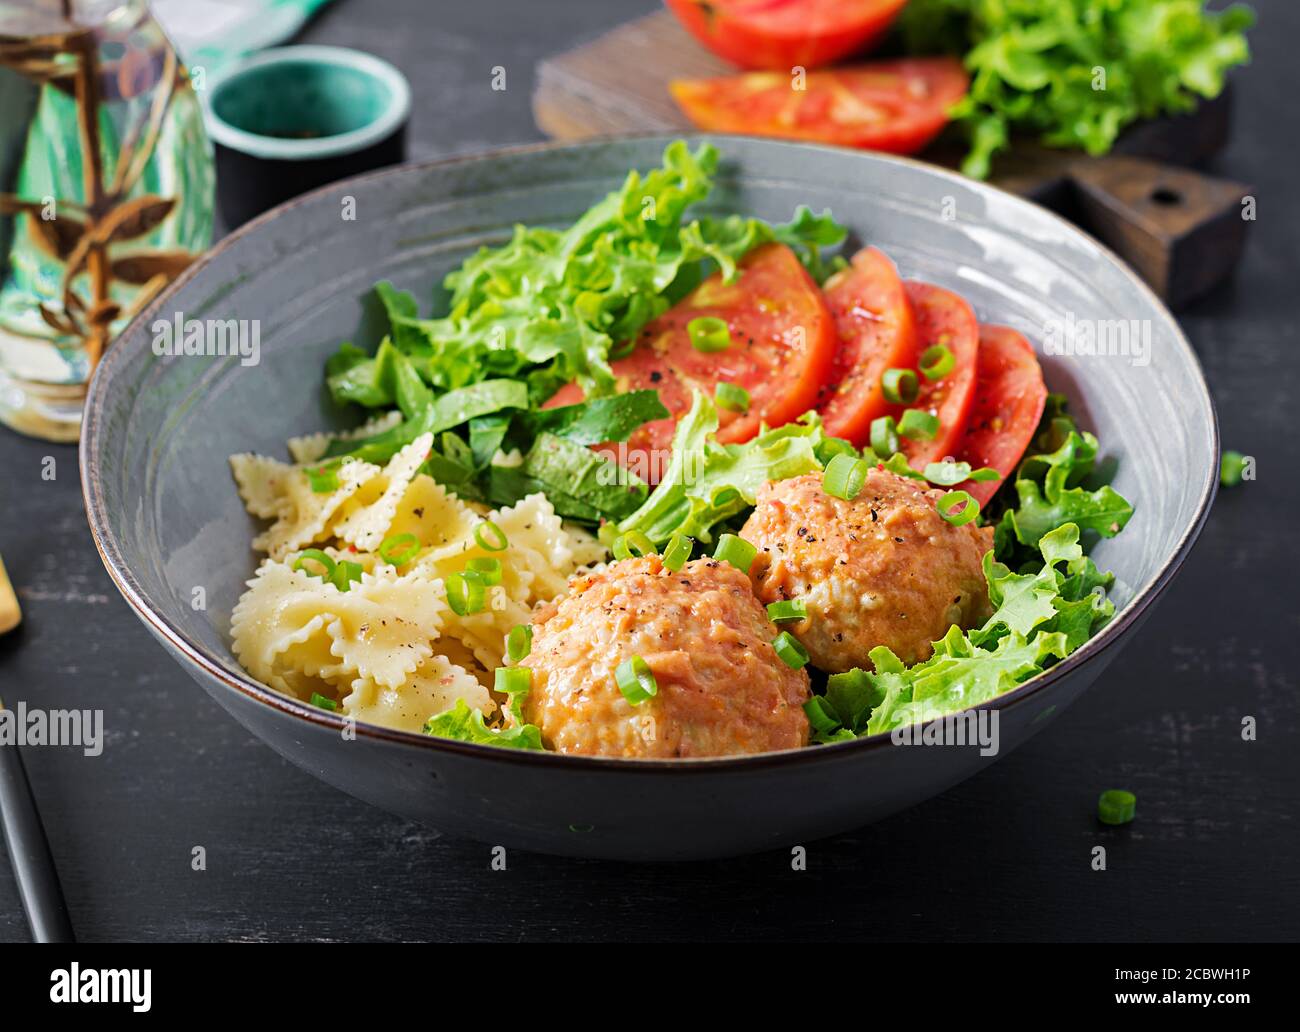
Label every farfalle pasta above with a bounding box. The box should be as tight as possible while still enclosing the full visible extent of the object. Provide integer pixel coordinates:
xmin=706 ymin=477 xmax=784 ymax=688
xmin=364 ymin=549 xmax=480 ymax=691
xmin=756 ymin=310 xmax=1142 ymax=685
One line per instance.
xmin=228 ymin=428 xmax=603 ymax=736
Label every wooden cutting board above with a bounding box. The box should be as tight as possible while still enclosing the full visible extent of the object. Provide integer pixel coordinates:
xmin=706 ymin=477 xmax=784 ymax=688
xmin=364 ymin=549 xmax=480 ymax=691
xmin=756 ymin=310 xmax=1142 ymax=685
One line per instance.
xmin=534 ymin=11 xmax=1251 ymax=309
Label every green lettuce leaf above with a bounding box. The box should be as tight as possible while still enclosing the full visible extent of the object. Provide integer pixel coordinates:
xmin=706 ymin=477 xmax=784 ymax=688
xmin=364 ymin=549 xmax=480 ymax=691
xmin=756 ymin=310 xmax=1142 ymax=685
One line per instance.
xmin=423 ymin=700 xmax=544 ymax=750
xmin=899 ymin=0 xmax=1253 ymax=178
xmin=324 ymin=141 xmax=846 ymax=399
xmin=616 ymin=390 xmax=826 ymax=544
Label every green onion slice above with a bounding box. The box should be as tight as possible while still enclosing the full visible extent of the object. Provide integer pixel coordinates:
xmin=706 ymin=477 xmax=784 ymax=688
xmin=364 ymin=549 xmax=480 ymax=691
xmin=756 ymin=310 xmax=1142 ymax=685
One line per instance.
xmin=823 ymin=453 xmax=868 ymax=501
xmin=330 ymin=560 xmax=364 ymax=592
xmin=687 ymin=316 xmax=731 ymax=353
xmin=881 ymin=367 xmax=919 ymax=405
xmin=597 ymin=522 xmax=621 ymax=549
xmin=378 ymin=532 xmax=420 ymax=566
xmin=803 ymin=696 xmax=840 ymax=734
xmin=495 ymin=666 xmax=532 ymax=699
xmin=304 ymin=459 xmax=342 ymax=494
xmin=309 ymin=692 xmax=338 ymax=711
xmin=1220 ymin=450 xmax=1245 ymax=487
xmin=615 ymin=655 xmax=658 ymax=705
xmin=474 ymin=520 xmax=509 ymax=552
xmin=919 ymin=343 xmax=955 ymax=380
xmin=293 ymin=548 xmax=336 ymax=580
xmin=446 ymin=571 xmax=487 ymax=616
xmin=466 ymin=556 xmax=503 ymax=586
xmin=713 ymin=533 xmax=757 ymax=574
xmin=898 ymin=408 xmax=939 ymax=440
xmin=815 ymin=436 xmax=858 ymax=466
xmin=613 ymin=530 xmax=655 ymax=562
xmin=767 ymin=598 xmax=807 ymax=623
xmin=936 ymin=490 xmax=979 ymax=527
xmin=661 ymin=533 xmax=692 ymax=572
xmin=507 ymin=624 xmax=533 ymax=663
xmin=773 ymin=631 xmax=810 ymax=670
xmin=870 ymin=415 xmax=899 ymax=458
xmin=1098 ymin=789 xmax=1137 ymax=825
xmin=715 ymin=381 xmax=751 ymax=413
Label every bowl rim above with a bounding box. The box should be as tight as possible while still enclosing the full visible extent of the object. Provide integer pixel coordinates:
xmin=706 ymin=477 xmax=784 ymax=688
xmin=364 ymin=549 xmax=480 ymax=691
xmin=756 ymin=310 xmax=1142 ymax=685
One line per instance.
xmin=79 ymin=133 xmax=1219 ymax=772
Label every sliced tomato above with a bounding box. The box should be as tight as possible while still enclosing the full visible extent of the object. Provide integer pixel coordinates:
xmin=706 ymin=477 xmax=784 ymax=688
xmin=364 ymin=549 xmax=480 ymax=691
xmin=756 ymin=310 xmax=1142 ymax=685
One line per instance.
xmin=952 ymin=325 xmax=1048 ymax=506
xmin=817 ymin=246 xmax=918 ymax=447
xmin=545 ymin=242 xmax=836 ymax=482
xmin=670 ymin=58 xmax=969 ymax=155
xmin=664 ymin=0 xmax=909 ymax=71
xmin=893 ymin=281 xmax=979 ymax=467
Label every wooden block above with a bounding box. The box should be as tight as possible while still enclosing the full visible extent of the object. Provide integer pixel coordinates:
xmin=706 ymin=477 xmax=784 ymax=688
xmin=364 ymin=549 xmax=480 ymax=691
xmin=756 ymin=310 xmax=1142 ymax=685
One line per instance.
xmin=1067 ymin=155 xmax=1252 ymax=309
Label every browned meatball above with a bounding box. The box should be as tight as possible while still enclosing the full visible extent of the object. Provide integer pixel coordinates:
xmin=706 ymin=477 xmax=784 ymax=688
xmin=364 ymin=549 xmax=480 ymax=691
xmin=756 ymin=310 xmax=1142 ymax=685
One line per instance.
xmin=520 ymin=555 xmax=810 ymax=758
xmin=741 ymin=469 xmax=994 ymax=670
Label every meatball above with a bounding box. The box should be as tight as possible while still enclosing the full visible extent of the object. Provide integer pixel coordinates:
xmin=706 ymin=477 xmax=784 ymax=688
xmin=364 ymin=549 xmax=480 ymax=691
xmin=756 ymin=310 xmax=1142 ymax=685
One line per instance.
xmin=520 ymin=555 xmax=810 ymax=758
xmin=741 ymin=469 xmax=994 ymax=671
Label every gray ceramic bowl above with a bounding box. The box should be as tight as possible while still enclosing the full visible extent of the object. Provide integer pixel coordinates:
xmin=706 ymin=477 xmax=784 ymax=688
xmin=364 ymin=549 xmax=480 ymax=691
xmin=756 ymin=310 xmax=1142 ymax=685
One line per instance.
xmin=80 ymin=136 xmax=1216 ymax=860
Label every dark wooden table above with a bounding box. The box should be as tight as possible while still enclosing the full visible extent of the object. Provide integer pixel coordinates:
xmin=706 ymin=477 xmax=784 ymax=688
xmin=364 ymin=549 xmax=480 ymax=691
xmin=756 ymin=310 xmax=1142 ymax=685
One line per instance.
xmin=2 ymin=0 xmax=1296 ymax=942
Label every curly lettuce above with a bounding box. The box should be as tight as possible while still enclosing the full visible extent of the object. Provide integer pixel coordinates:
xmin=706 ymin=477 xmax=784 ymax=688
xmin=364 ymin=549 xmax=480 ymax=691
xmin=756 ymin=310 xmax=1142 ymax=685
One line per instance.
xmin=899 ymin=0 xmax=1254 ymax=178
xmin=808 ymin=523 xmax=1115 ymax=741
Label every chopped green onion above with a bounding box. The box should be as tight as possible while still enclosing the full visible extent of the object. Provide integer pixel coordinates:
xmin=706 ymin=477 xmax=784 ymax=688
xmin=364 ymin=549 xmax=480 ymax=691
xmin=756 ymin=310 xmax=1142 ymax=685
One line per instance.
xmin=309 ymin=692 xmax=337 ymax=711
xmin=378 ymin=532 xmax=420 ymax=566
xmin=507 ymin=624 xmax=533 ymax=663
xmin=870 ymin=415 xmax=899 ymax=457
xmin=919 ymin=343 xmax=955 ymax=380
xmin=715 ymin=381 xmax=751 ymax=413
xmin=293 ymin=548 xmax=336 ymax=580
xmin=687 ymin=316 xmax=731 ymax=353
xmin=803 ymin=696 xmax=840 ymax=734
xmin=936 ymin=490 xmax=979 ymax=527
xmin=773 ymin=631 xmax=810 ymax=670
xmin=823 ymin=453 xmax=868 ymax=501
xmin=923 ymin=460 xmax=972 ymax=486
xmin=613 ymin=530 xmax=655 ymax=561
xmin=330 ymin=560 xmax=364 ymax=592
xmin=898 ymin=408 xmax=940 ymax=440
xmin=968 ymin=467 xmax=1001 ymax=482
xmin=662 ymin=533 xmax=692 ymax=571
xmin=815 ymin=436 xmax=858 ymax=466
xmin=1220 ymin=450 xmax=1246 ymax=487
xmin=495 ymin=666 xmax=532 ymax=699
xmin=615 ymin=655 xmax=658 ymax=705
xmin=598 ymin=522 xmax=621 ymax=549
xmin=767 ymin=598 xmax=807 ymax=623
xmin=474 ymin=520 xmax=509 ymax=552
xmin=446 ymin=570 xmax=487 ymax=615
xmin=1098 ymin=789 xmax=1136 ymax=826
xmin=466 ymin=556 xmax=503 ymax=585
xmin=881 ymin=367 xmax=919 ymax=405
xmin=304 ymin=460 xmax=341 ymax=494
xmin=713 ymin=533 xmax=757 ymax=574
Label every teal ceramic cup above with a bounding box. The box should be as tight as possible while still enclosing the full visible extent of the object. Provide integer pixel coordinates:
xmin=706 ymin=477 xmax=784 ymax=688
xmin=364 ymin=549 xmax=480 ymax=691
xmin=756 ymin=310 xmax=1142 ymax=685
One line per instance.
xmin=205 ymin=45 xmax=411 ymax=226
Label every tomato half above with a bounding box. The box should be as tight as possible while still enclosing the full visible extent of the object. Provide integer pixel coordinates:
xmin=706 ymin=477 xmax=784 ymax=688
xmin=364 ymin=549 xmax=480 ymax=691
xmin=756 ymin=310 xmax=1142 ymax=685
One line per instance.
xmin=817 ymin=246 xmax=918 ymax=447
xmin=952 ymin=325 xmax=1048 ymax=506
xmin=664 ymin=0 xmax=909 ymax=71
xmin=894 ymin=281 xmax=979 ymax=468
xmin=546 ymin=242 xmax=836 ymax=483
xmin=670 ymin=58 xmax=969 ymax=155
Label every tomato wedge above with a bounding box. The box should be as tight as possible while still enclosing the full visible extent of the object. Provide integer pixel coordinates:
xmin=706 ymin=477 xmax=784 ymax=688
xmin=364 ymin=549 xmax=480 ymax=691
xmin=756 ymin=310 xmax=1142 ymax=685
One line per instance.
xmin=670 ymin=58 xmax=969 ymax=155
xmin=894 ymin=281 xmax=979 ymax=468
xmin=545 ymin=242 xmax=836 ymax=483
xmin=952 ymin=325 xmax=1048 ymax=506
xmin=817 ymin=246 xmax=918 ymax=447
xmin=664 ymin=0 xmax=909 ymax=71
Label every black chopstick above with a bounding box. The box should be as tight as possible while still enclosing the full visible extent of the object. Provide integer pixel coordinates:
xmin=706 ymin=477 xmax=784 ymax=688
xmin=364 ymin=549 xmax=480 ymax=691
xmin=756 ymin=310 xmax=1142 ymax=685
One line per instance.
xmin=0 ymin=706 xmax=75 ymax=943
